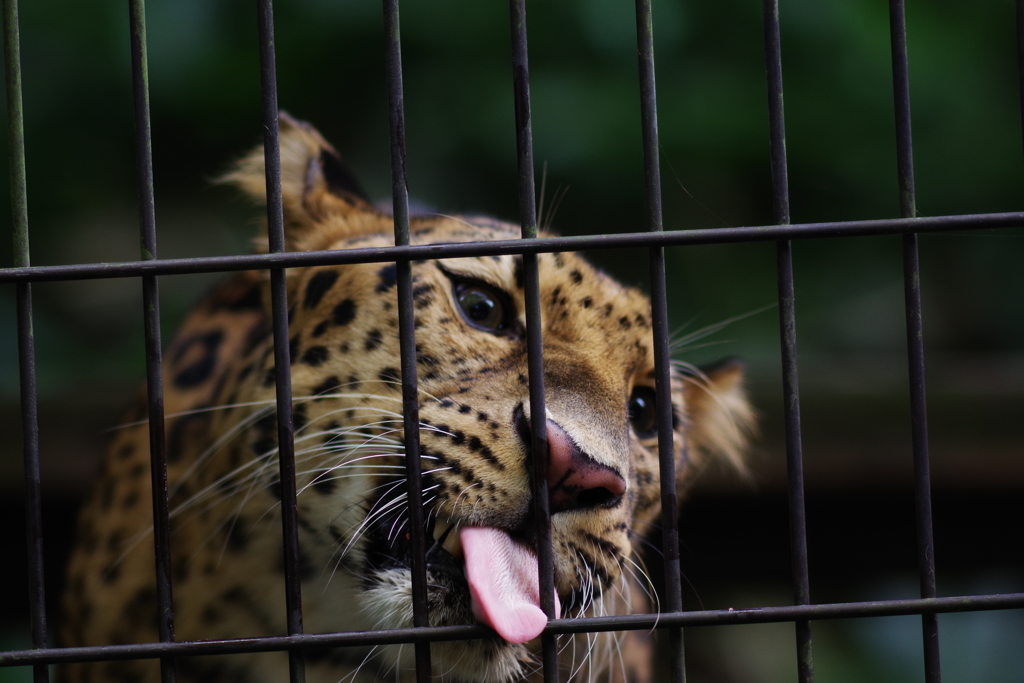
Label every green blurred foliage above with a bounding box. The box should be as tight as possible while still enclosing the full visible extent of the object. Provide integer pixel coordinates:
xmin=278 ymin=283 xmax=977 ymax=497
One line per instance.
xmin=0 ymin=0 xmax=1021 ymax=393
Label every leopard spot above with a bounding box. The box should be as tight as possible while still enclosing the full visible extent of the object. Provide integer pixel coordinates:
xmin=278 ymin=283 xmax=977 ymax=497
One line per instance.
xmin=365 ymin=329 xmax=383 ymax=352
xmin=313 ymin=376 xmax=341 ymax=397
xmin=243 ymin=320 xmax=271 ymax=357
xmin=513 ymin=256 xmax=525 ymax=289
xmin=167 ymin=410 xmax=210 ymax=463
xmin=101 ymin=563 xmax=121 ymax=584
xmin=313 ymin=476 xmax=337 ymax=495
xmin=293 ymin=403 xmax=308 ymax=431
xmin=333 ymin=299 xmax=356 ymax=326
xmin=301 ymin=345 xmax=330 ymax=366
xmin=221 ymin=284 xmax=263 ymax=311
xmin=201 ymin=605 xmax=223 ymax=624
xmin=376 ymin=264 xmax=397 ymax=293
xmin=173 ymin=331 xmax=224 ymax=388
xmin=304 ymin=270 xmax=340 ymax=309
xmin=311 ymin=320 xmax=330 ymax=338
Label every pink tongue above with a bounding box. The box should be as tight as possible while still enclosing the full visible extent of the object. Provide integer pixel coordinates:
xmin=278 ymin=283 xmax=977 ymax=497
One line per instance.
xmin=460 ymin=526 xmax=560 ymax=644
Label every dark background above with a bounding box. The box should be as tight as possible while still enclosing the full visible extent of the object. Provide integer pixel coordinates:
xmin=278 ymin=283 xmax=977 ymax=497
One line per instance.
xmin=1 ymin=0 xmax=1022 ymax=681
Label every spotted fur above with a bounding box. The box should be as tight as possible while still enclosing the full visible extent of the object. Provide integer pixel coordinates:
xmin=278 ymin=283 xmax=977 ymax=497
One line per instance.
xmin=60 ymin=115 xmax=755 ymax=683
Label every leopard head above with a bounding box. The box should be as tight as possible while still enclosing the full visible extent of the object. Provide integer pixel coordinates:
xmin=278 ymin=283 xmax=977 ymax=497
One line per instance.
xmin=212 ymin=114 xmax=755 ymax=682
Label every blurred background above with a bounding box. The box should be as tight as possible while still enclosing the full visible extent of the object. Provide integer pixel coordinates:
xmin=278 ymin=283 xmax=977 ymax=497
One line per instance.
xmin=1 ymin=0 xmax=1022 ymax=681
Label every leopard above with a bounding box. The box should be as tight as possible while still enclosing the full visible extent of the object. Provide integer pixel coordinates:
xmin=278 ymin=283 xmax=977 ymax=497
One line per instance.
xmin=60 ymin=114 xmax=755 ymax=683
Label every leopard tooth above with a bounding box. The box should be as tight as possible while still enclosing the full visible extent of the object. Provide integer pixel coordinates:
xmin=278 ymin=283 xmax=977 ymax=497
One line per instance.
xmin=441 ymin=526 xmax=464 ymax=559
xmin=433 ymin=521 xmax=454 ymax=542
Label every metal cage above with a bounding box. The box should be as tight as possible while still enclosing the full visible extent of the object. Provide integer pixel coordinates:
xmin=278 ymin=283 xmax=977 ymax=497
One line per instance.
xmin=2 ymin=1 xmax=1023 ymax=683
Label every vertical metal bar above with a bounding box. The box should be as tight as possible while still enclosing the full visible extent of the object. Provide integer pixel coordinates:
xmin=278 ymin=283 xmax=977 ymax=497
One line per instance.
xmin=381 ymin=1 xmax=431 ymax=680
xmin=889 ymin=0 xmax=916 ymax=221
xmin=887 ymin=2 xmax=940 ymax=680
xmin=127 ymin=3 xmax=176 ymax=682
xmin=776 ymin=243 xmax=814 ymax=682
xmin=633 ymin=2 xmax=686 ymax=682
xmin=508 ymin=2 xmax=557 ymax=681
xmin=3 ymin=5 xmax=49 ymax=683
xmin=255 ymin=4 xmax=305 ymax=683
xmin=762 ymin=0 xmax=790 ymax=230
xmin=1016 ymin=0 xmax=1024 ymax=162
xmin=762 ymin=1 xmax=815 ymax=680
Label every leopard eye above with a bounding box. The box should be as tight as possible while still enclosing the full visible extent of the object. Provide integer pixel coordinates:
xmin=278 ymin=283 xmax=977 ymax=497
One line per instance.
xmin=628 ymin=386 xmax=658 ymax=438
xmin=455 ymin=282 xmax=507 ymax=332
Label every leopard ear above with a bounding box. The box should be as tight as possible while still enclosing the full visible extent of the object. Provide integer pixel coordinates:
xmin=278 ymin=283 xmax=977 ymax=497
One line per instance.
xmin=680 ymin=358 xmax=756 ymax=476
xmin=221 ymin=112 xmax=378 ymax=249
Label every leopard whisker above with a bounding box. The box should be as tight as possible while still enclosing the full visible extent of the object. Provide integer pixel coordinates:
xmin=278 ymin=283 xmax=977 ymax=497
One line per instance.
xmin=668 ymin=303 xmax=774 ymax=351
xmin=338 ymin=644 xmax=380 ymax=683
xmin=342 ymin=484 xmax=409 ymax=557
xmin=298 ymin=454 xmax=441 ymax=486
xmin=450 ymin=481 xmax=480 ymax=521
xmin=294 ymin=465 xmax=406 ymax=497
xmin=623 ymin=550 xmax=659 ymax=611
xmin=168 ymin=403 xmax=278 ymax=500
xmin=326 ymin=471 xmax=419 ymax=532
xmin=566 ymin=587 xmax=599 ymax=683
xmin=167 ymin=447 xmax=279 ymax=520
xmin=387 ymin=486 xmax=441 ymax=543
xmin=100 ymin=398 xmax=281 ymax=433
xmin=170 ymin=399 xmax=410 ymax=504
xmin=295 ymin=450 xmax=443 ymax=497
xmin=176 ymin=415 xmax=445 ymax=514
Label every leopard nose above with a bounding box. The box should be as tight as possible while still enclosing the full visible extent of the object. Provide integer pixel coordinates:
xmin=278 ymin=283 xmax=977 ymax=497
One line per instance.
xmin=545 ymin=419 xmax=626 ymax=513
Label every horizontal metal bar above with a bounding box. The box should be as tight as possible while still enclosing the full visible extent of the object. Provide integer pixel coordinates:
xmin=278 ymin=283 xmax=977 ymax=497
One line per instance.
xmin=2 ymin=593 xmax=1022 ymax=668
xmin=0 ymin=211 xmax=1020 ymax=284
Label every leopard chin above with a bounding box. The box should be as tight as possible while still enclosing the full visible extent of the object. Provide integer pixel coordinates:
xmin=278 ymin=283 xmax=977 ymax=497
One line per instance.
xmin=354 ymin=494 xmax=539 ymax=682
xmin=362 ymin=568 xmax=533 ymax=683
xmin=359 ymin=567 xmax=623 ymax=683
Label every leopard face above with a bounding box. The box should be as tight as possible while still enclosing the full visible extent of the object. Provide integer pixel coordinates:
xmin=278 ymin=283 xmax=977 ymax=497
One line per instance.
xmin=60 ymin=116 xmax=754 ymax=683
